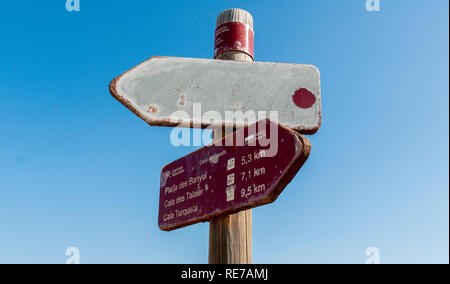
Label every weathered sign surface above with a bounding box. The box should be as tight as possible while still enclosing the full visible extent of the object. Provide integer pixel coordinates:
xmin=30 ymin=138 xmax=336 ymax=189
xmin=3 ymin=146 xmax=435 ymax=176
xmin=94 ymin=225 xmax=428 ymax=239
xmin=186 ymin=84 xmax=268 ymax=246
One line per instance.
xmin=110 ymin=56 xmax=321 ymax=134
xmin=158 ymin=120 xmax=311 ymax=231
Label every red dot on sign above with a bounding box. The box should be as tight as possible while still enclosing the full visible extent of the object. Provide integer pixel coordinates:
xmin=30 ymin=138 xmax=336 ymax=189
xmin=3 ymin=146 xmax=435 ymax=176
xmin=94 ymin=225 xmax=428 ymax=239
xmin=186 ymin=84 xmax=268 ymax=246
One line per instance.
xmin=292 ymin=88 xmax=316 ymax=109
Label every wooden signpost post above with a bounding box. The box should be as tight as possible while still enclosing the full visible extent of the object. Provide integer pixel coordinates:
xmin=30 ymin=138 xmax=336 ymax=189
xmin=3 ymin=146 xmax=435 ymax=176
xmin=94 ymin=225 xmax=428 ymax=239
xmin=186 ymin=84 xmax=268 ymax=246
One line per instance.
xmin=109 ymin=8 xmax=321 ymax=264
xmin=209 ymin=9 xmax=254 ymax=265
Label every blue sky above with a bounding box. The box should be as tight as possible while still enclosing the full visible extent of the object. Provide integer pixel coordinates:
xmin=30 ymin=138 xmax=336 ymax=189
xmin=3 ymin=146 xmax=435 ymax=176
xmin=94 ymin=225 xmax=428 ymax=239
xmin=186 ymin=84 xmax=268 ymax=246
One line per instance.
xmin=0 ymin=0 xmax=448 ymax=264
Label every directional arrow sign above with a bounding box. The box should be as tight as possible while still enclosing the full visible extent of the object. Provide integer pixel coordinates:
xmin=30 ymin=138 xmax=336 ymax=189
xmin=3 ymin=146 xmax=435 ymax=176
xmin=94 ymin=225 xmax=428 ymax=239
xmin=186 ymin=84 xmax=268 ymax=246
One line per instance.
xmin=158 ymin=120 xmax=311 ymax=231
xmin=110 ymin=56 xmax=321 ymax=134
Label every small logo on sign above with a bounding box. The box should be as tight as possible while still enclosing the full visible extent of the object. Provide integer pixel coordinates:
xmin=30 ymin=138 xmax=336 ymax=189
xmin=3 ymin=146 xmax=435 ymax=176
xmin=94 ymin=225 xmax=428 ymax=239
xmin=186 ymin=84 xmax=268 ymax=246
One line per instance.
xmin=227 ymin=173 xmax=235 ymax=186
xmin=226 ymin=185 xmax=235 ymax=202
xmin=227 ymin=158 xmax=235 ymax=171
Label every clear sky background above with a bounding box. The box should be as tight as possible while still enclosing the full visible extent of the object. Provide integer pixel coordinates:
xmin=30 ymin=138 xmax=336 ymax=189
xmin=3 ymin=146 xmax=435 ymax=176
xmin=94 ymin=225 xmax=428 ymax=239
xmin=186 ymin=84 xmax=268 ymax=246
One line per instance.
xmin=0 ymin=0 xmax=448 ymax=264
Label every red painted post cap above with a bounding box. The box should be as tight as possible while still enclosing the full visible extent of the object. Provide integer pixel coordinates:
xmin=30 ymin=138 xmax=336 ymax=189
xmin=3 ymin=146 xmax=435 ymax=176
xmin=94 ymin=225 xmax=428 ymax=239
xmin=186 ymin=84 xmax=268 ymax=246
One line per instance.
xmin=214 ymin=8 xmax=254 ymax=60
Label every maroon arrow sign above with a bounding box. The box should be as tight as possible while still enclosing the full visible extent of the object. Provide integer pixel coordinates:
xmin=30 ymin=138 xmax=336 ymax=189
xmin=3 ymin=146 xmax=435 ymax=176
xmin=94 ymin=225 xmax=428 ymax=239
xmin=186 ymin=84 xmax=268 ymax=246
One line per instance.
xmin=158 ymin=120 xmax=311 ymax=231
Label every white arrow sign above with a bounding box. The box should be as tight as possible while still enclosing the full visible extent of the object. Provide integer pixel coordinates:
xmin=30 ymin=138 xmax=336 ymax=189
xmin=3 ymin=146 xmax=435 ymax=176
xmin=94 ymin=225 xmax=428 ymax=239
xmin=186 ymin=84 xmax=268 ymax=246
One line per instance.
xmin=110 ymin=56 xmax=321 ymax=134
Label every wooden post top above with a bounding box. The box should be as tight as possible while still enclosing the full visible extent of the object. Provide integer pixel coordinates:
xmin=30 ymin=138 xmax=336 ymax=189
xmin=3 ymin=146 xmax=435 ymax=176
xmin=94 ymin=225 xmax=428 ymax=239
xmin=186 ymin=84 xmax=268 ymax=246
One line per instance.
xmin=216 ymin=8 xmax=253 ymax=28
xmin=214 ymin=8 xmax=254 ymax=62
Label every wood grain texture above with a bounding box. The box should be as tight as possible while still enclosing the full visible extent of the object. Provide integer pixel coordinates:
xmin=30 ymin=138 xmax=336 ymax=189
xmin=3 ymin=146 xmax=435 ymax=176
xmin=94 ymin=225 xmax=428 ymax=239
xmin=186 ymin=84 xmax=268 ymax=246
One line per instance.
xmin=216 ymin=8 xmax=253 ymax=29
xmin=209 ymin=8 xmax=254 ymax=265
xmin=209 ymin=209 xmax=252 ymax=264
xmin=216 ymin=51 xmax=253 ymax=62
